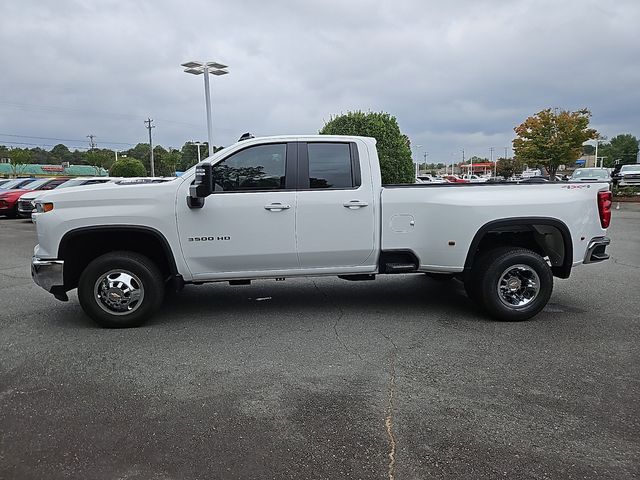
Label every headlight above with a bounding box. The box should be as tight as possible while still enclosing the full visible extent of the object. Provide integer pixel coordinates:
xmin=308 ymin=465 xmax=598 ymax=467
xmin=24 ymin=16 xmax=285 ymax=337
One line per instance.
xmin=35 ymin=202 xmax=54 ymax=213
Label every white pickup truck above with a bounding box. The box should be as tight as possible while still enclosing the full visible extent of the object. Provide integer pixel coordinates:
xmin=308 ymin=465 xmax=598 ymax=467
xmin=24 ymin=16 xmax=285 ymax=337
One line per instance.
xmin=31 ymin=135 xmax=612 ymax=328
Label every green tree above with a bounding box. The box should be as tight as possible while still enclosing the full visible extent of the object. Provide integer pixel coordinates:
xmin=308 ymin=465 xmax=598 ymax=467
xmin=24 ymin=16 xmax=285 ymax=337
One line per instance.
xmin=598 ymin=134 xmax=639 ymax=167
xmin=86 ymin=149 xmax=114 ymax=175
xmin=30 ymin=147 xmax=50 ymax=164
xmin=496 ymin=157 xmax=523 ymax=178
xmin=109 ymin=158 xmax=147 ymax=177
xmin=513 ymin=108 xmax=598 ymax=180
xmin=50 ymin=144 xmax=73 ymax=164
xmin=8 ymin=149 xmax=32 ymax=177
xmin=319 ymin=111 xmax=414 ymax=184
xmin=153 ymin=146 xmax=181 ymax=177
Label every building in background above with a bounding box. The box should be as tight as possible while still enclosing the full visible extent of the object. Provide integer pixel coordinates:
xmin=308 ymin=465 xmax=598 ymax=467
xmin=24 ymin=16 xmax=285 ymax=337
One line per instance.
xmin=0 ymin=163 xmax=108 ymax=178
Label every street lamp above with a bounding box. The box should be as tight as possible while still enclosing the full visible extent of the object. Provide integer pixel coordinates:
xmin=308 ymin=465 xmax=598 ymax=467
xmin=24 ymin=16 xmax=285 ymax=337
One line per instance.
xmin=413 ymin=144 xmax=423 ymax=178
xmin=182 ymin=60 xmax=229 ymax=155
xmin=192 ymin=141 xmax=204 ymax=162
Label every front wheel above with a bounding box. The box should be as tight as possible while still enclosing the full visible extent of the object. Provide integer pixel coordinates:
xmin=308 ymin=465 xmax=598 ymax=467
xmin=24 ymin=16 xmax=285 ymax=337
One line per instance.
xmin=78 ymin=251 xmax=165 ymax=328
xmin=473 ymin=247 xmax=553 ymax=321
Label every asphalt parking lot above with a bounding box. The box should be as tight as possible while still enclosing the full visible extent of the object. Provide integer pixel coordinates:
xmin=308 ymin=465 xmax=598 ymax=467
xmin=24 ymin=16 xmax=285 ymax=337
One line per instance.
xmin=1 ymin=205 xmax=639 ymax=480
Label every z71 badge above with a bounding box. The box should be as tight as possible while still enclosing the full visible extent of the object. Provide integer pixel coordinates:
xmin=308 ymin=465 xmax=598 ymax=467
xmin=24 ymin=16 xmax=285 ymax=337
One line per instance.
xmin=188 ymin=236 xmax=231 ymax=242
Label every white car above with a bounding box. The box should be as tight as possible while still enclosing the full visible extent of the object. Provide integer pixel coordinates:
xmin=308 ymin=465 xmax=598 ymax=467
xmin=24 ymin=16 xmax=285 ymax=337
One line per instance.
xmin=18 ymin=177 xmax=115 ymax=219
xmin=31 ymin=135 xmax=611 ymax=327
xmin=618 ymin=164 xmax=640 ymax=186
xmin=416 ymin=175 xmax=447 ymax=184
xmin=570 ymin=168 xmax=611 ymax=183
xmin=462 ymin=174 xmax=488 ymax=183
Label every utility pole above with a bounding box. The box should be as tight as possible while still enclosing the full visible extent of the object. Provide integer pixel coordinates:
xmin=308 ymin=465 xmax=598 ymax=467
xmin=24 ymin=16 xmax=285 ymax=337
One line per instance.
xmin=145 ymin=118 xmax=155 ymax=177
xmin=490 ymin=147 xmax=495 ymax=177
xmin=87 ymin=134 xmax=96 ymax=150
xmin=504 ymin=147 xmax=508 ymax=159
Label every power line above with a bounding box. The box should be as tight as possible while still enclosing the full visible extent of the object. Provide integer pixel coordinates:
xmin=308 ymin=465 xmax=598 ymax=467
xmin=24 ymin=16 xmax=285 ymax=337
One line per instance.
xmin=0 ymin=132 xmax=135 ymax=146
xmin=0 ymin=140 xmax=91 ymax=150
xmin=0 ymin=100 xmax=202 ymax=128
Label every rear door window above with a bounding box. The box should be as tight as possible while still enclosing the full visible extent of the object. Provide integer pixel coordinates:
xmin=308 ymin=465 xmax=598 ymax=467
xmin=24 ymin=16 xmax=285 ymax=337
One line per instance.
xmin=306 ymin=143 xmax=357 ymax=189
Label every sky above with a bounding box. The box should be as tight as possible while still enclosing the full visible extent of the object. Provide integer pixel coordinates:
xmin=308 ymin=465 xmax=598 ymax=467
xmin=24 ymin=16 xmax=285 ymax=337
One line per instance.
xmin=0 ymin=0 xmax=639 ymax=165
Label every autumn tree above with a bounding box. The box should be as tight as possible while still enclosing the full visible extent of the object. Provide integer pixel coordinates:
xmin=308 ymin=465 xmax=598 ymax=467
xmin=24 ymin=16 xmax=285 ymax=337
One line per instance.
xmin=513 ymin=108 xmax=597 ymax=180
xmin=320 ymin=111 xmax=414 ymax=184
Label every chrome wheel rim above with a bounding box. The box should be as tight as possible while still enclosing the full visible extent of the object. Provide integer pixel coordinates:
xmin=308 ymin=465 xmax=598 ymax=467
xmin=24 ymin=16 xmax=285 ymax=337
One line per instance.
xmin=497 ymin=264 xmax=540 ymax=309
xmin=94 ymin=270 xmax=144 ymax=316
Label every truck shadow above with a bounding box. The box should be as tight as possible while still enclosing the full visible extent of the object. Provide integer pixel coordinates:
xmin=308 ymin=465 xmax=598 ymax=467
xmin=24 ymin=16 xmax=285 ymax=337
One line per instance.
xmin=153 ymin=274 xmax=486 ymax=327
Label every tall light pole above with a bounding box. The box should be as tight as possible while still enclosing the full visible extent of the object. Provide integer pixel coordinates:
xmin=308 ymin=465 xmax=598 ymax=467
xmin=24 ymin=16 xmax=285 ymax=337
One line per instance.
xmin=182 ymin=61 xmax=229 ymax=155
xmin=193 ymin=141 xmax=204 ymax=162
xmin=414 ymin=144 xmax=423 ymax=178
xmin=490 ymin=147 xmax=495 ymax=177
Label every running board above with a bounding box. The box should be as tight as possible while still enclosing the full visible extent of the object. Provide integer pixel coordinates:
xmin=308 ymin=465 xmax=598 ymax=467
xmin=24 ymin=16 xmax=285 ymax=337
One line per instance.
xmin=338 ymin=274 xmax=376 ymax=281
xmin=384 ymin=263 xmax=418 ymax=273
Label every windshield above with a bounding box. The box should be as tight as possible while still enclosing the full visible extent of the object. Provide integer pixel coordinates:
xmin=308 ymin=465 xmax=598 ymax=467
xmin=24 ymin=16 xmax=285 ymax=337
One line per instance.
xmin=21 ymin=179 xmax=49 ymax=189
xmin=572 ymin=169 xmax=609 ymax=179
xmin=55 ymin=179 xmax=86 ymax=189
xmin=1 ymin=179 xmax=24 ymax=189
xmin=620 ymin=165 xmax=640 ymax=173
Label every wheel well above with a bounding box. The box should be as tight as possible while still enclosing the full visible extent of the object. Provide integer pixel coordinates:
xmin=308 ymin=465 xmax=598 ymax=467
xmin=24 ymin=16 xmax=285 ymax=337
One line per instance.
xmin=464 ymin=219 xmax=573 ymax=279
xmin=58 ymin=227 xmax=177 ymax=290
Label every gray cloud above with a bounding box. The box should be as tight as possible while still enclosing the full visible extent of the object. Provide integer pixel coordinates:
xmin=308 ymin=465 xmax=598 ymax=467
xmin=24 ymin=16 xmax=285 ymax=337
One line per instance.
xmin=1 ymin=0 xmax=638 ymax=162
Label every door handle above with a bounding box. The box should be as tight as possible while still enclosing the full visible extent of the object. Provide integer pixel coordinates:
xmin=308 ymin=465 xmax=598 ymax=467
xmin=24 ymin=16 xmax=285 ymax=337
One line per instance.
xmin=343 ymin=200 xmax=369 ymax=209
xmin=264 ymin=202 xmax=291 ymax=211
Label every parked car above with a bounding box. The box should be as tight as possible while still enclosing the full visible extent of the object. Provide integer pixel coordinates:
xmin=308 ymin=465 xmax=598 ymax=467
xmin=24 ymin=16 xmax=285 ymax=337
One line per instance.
xmin=519 ymin=176 xmax=549 ymax=183
xmin=18 ymin=177 xmax=114 ymax=218
xmin=0 ymin=179 xmax=12 ymax=188
xmin=462 ymin=174 xmax=488 ymax=183
xmin=0 ymin=177 xmax=69 ymax=218
xmin=617 ymin=164 xmax=640 ymax=187
xmin=416 ymin=175 xmax=448 ymax=184
xmin=0 ymin=178 xmax=38 ymax=190
xmin=442 ymin=175 xmax=469 ymax=183
xmin=570 ymin=168 xmax=612 ymax=183
xmin=32 ymin=135 xmax=611 ymax=328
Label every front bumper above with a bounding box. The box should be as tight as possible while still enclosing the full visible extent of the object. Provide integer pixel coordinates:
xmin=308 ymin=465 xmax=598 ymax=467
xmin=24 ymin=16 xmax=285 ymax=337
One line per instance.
xmin=31 ymin=257 xmax=64 ymax=292
xmin=17 ymin=200 xmax=35 ymax=217
xmin=583 ymin=237 xmax=610 ymax=264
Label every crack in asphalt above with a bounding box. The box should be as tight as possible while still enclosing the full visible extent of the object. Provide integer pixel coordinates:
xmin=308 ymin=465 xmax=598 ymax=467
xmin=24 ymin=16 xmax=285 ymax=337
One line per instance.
xmin=311 ymin=280 xmax=401 ymax=479
xmin=310 ymin=279 xmax=369 ymax=364
xmin=382 ymin=336 xmax=398 ymax=480
xmin=611 ymin=257 xmax=640 ymax=269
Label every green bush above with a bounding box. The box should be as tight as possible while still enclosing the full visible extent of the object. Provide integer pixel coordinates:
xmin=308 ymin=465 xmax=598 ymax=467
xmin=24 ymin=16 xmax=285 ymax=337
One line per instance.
xmin=109 ymin=158 xmax=147 ymax=177
xmin=320 ymin=111 xmax=414 ymax=184
xmin=613 ymin=185 xmax=640 ymax=197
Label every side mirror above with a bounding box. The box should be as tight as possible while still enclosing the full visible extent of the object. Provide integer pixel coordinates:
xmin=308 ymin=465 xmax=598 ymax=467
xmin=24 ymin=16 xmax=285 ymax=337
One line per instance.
xmin=188 ymin=163 xmax=213 ymax=209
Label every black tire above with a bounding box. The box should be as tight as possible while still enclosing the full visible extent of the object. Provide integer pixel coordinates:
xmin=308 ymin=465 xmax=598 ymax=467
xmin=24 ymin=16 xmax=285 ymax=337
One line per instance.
xmin=474 ymin=247 xmax=553 ymax=321
xmin=78 ymin=251 xmax=164 ymax=328
xmin=5 ymin=205 xmax=18 ymax=219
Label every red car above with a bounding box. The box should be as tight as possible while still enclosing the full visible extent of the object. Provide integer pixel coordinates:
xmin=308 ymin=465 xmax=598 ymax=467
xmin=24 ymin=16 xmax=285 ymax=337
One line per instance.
xmin=442 ymin=175 xmax=469 ymax=183
xmin=0 ymin=177 xmax=69 ymax=218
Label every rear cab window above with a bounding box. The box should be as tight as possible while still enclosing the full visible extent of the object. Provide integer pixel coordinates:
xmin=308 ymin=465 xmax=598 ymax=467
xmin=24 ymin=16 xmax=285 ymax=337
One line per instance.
xmin=301 ymin=142 xmax=361 ymax=189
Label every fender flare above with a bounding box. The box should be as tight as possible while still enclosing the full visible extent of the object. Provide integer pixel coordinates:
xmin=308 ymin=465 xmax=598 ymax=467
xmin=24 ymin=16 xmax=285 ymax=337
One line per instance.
xmin=463 ymin=217 xmax=573 ymax=278
xmin=58 ymin=225 xmax=179 ymax=275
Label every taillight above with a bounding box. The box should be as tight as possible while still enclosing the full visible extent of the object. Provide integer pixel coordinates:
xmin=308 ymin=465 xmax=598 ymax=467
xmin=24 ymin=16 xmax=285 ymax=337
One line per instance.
xmin=597 ymin=191 xmax=612 ymax=229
